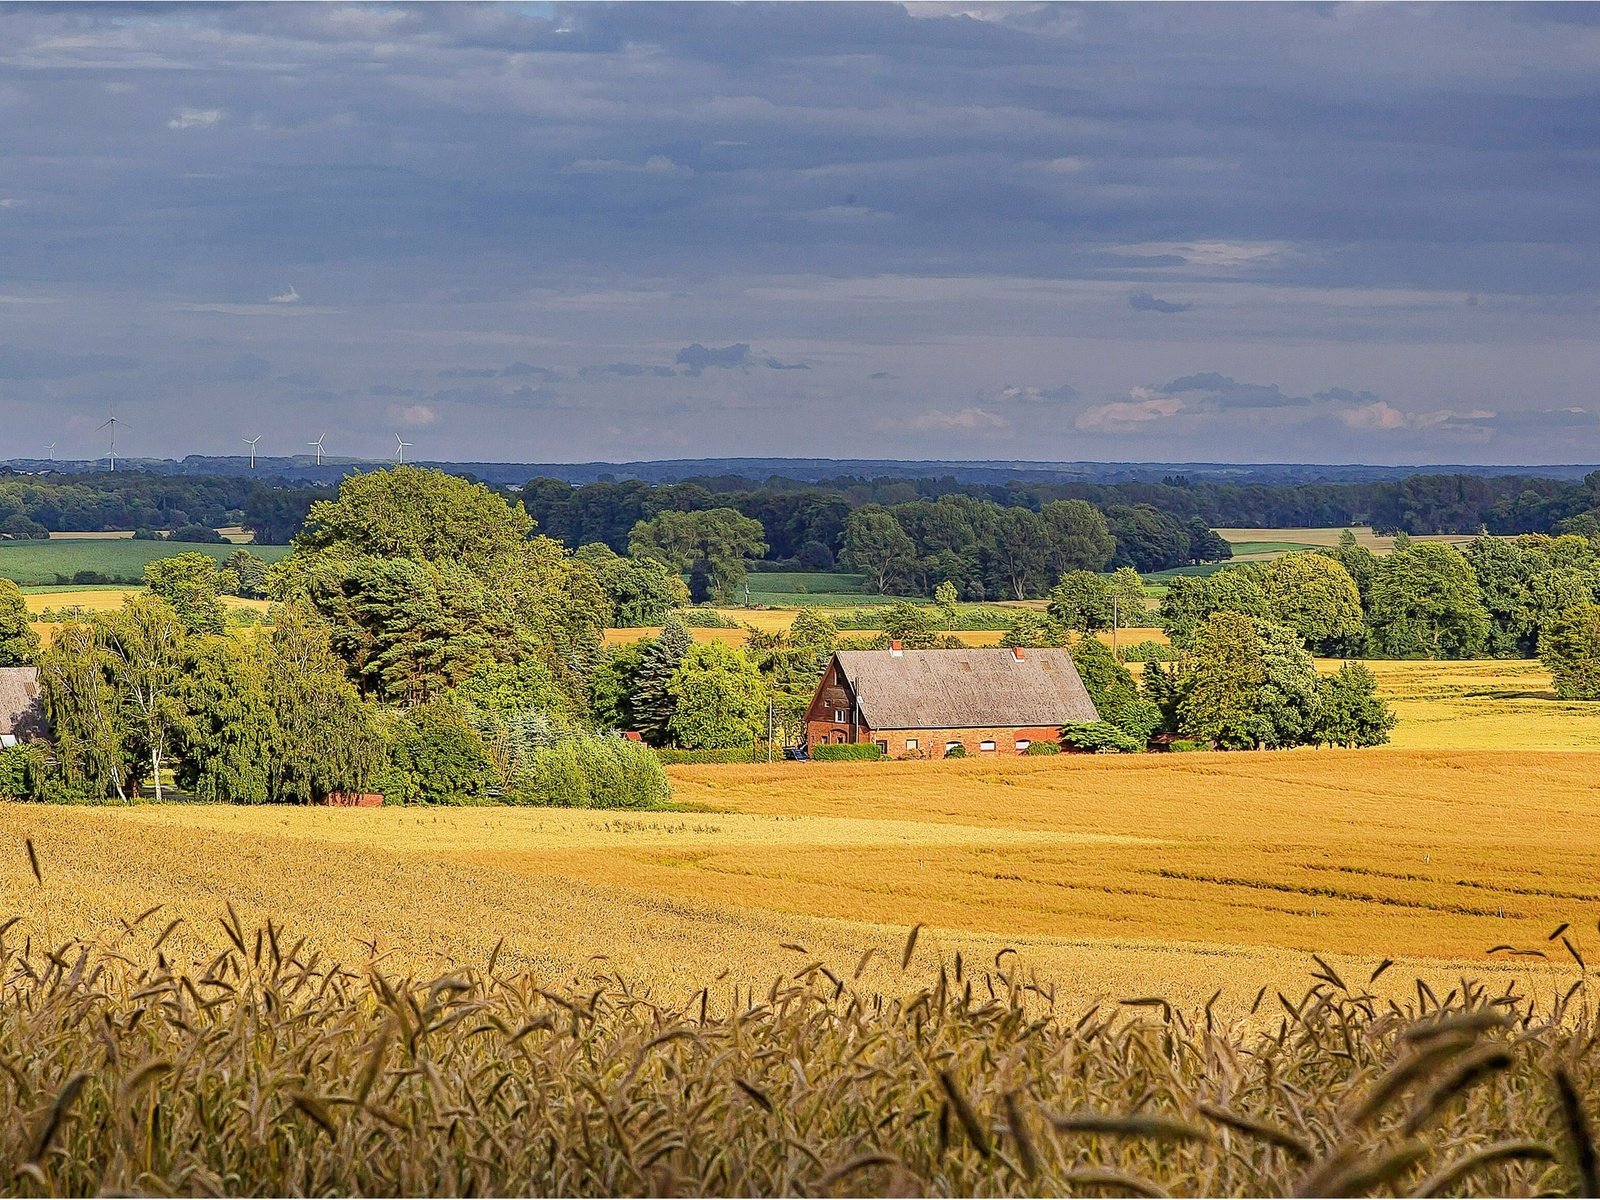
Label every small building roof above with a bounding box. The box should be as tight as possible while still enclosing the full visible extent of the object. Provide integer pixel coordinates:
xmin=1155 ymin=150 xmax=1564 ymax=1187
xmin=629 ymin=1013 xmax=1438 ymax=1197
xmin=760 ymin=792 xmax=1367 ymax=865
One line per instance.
xmin=0 ymin=666 xmax=47 ymax=743
xmin=831 ymin=648 xmax=1099 ymax=730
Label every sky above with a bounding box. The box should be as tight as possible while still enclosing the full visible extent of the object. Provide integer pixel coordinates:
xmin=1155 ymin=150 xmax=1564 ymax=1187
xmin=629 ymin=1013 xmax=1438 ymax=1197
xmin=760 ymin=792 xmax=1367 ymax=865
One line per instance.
xmin=2 ymin=2 xmax=1599 ymax=467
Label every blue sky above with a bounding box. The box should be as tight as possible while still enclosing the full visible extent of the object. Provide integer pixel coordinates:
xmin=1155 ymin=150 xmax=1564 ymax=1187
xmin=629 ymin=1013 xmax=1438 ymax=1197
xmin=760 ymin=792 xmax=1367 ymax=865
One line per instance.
xmin=2 ymin=2 xmax=1598 ymax=465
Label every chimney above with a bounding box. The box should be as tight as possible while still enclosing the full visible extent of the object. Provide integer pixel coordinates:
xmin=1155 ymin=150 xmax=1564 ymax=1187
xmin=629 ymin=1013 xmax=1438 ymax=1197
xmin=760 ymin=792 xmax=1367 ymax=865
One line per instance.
xmin=889 ymin=640 xmax=903 ymax=657
xmin=1011 ymin=646 xmax=1025 ymax=661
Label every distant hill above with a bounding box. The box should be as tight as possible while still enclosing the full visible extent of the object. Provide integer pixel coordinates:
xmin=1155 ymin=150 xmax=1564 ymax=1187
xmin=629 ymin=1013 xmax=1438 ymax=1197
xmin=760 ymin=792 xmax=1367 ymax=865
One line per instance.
xmin=6 ymin=455 xmax=1599 ymax=488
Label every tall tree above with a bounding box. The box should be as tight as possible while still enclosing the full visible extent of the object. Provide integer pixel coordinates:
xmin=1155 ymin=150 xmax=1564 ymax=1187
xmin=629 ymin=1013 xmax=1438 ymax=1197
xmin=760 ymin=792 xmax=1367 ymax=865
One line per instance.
xmin=144 ymin=552 xmax=228 ymax=635
xmin=1175 ymin=612 xmax=1270 ymax=749
xmin=666 ymin=643 xmax=767 ymax=750
xmin=1540 ymin=602 xmax=1600 ymax=700
xmin=96 ymin=595 xmax=189 ymax=801
xmin=1367 ymin=542 xmax=1490 ymax=659
xmin=840 ymin=507 xmax=916 ymax=595
xmin=1258 ymin=553 xmax=1366 ymax=655
xmin=631 ymin=620 xmax=692 ymax=745
xmin=1315 ymin=662 xmax=1396 ymax=747
xmin=628 ymin=508 xmax=767 ymax=603
xmin=0 ymin=578 xmax=41 ymax=666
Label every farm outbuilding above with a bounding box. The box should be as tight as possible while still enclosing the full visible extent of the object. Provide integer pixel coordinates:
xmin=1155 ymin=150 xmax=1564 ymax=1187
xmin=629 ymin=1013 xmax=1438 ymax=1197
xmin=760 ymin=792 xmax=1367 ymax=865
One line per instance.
xmin=805 ymin=645 xmax=1099 ymax=758
xmin=0 ymin=666 xmax=47 ymax=748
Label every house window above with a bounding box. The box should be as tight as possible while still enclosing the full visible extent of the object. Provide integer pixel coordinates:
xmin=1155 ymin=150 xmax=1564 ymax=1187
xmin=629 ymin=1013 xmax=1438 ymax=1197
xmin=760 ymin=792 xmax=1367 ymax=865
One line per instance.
xmin=834 ymin=709 xmax=846 ymax=722
xmin=980 ymin=740 xmax=997 ymax=752
xmin=905 ymin=738 xmax=919 ymax=750
xmin=1015 ymin=739 xmax=1031 ymax=751
xmin=945 ymin=741 xmax=962 ymax=753
xmin=875 ymin=740 xmax=888 ymax=754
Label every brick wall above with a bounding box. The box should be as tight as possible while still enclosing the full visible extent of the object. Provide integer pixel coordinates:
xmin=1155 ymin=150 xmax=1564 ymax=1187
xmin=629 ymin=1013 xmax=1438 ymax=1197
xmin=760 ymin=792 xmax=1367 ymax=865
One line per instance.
xmin=807 ymin=723 xmax=1059 ymax=759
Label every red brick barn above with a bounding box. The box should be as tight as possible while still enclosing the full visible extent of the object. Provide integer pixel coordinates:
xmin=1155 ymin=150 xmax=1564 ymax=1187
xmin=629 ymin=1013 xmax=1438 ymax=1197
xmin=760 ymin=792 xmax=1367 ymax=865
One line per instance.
xmin=804 ymin=646 xmax=1099 ymax=758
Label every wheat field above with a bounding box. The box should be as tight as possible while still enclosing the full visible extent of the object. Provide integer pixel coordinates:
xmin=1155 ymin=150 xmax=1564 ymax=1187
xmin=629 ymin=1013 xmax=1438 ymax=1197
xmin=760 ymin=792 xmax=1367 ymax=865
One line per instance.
xmin=4 ymin=750 xmax=1594 ymax=1016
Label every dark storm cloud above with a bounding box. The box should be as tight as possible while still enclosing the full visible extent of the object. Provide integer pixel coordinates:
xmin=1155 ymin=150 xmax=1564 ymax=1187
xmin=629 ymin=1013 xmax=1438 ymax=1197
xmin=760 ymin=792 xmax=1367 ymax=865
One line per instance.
xmin=1 ymin=3 xmax=1598 ymax=462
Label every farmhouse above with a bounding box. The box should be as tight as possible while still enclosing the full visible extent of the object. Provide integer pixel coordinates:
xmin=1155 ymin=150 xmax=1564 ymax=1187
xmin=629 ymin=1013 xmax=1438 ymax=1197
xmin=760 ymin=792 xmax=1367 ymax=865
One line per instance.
xmin=805 ymin=645 xmax=1098 ymax=758
xmin=0 ymin=666 xmax=46 ymax=748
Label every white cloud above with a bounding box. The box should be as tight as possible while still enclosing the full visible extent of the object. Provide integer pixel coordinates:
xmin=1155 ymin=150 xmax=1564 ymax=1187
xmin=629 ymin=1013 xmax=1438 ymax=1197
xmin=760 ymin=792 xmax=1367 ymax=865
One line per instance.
xmin=565 ymin=155 xmax=690 ymax=176
xmin=1115 ymin=240 xmax=1293 ymax=269
xmin=167 ymin=107 xmax=223 ymax=130
xmin=270 ymin=285 xmax=300 ymax=304
xmin=1074 ymin=388 xmax=1186 ymax=433
xmin=900 ymin=406 xmax=1009 ymax=433
xmin=387 ymin=403 xmax=436 ymax=428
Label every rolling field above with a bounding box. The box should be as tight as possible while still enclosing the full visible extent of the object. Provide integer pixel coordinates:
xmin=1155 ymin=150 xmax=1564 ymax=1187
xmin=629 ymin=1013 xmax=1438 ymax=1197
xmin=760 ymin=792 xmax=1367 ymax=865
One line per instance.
xmin=1217 ymin=525 xmax=1478 ymax=560
xmin=0 ymin=536 xmax=288 ymax=585
xmin=4 ymin=750 xmax=1593 ymax=1015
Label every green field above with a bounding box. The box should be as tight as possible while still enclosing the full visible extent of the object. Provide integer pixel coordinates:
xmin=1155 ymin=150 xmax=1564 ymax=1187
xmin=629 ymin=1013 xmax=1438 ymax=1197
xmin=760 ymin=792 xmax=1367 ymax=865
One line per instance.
xmin=1225 ymin=539 xmax=1320 ymax=557
xmin=744 ymin=570 xmax=903 ymax=607
xmin=0 ymin=538 xmax=290 ymax=586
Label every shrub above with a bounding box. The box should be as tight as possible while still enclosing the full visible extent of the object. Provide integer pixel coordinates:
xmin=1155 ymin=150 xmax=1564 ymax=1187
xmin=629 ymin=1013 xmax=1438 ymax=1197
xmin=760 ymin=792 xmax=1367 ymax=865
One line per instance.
xmin=377 ymin=701 xmax=497 ymax=805
xmin=943 ymin=744 xmax=968 ymax=759
xmin=0 ymin=744 xmax=48 ymax=799
xmin=513 ymin=736 xmax=671 ymax=808
xmin=810 ymin=743 xmax=884 ymax=762
xmin=675 ymin=608 xmax=740 ymax=629
xmin=167 ymin=524 xmax=227 ymax=544
xmin=1022 ymin=740 xmax=1061 ymax=756
xmin=1058 ymin=721 xmax=1144 ymax=754
xmin=1541 ymin=602 xmax=1600 ymax=700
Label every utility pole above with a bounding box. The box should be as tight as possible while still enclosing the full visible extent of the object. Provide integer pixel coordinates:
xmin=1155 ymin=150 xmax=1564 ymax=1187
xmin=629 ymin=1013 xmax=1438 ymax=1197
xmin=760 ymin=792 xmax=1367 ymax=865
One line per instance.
xmin=768 ymin=696 xmax=774 ymax=763
xmin=1112 ymin=595 xmax=1119 ymax=657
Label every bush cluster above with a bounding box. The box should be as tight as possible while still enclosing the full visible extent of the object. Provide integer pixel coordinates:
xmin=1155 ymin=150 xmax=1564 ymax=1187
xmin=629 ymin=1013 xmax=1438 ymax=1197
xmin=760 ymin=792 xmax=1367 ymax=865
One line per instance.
xmin=809 ymin=743 xmax=885 ymax=762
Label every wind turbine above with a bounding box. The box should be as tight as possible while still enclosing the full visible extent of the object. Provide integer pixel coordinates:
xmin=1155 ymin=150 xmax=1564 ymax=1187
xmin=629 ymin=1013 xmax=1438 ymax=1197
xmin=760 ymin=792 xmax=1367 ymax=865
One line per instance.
xmin=98 ymin=413 xmax=123 ymax=471
xmin=243 ymin=435 xmax=261 ymax=469
xmin=307 ymin=434 xmax=326 ymax=466
xmin=45 ymin=442 xmax=56 ymax=462
xmin=394 ymin=432 xmax=413 ymax=465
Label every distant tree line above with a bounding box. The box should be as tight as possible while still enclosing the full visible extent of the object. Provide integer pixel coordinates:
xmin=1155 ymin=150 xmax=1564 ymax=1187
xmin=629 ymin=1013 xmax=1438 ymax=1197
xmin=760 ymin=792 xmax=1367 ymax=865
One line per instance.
xmin=0 ymin=470 xmax=333 ymax=543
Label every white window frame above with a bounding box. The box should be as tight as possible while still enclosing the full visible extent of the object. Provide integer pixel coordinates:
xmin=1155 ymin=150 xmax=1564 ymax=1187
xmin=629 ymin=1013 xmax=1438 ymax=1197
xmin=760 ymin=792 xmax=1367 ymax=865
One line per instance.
xmin=1015 ymin=739 xmax=1031 ymax=751
xmin=979 ymin=740 xmax=997 ymax=752
xmin=905 ymin=737 xmax=919 ymax=750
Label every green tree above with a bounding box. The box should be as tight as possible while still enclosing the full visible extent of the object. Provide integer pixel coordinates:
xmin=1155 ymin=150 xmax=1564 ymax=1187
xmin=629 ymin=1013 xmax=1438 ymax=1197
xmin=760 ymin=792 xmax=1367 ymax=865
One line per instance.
xmin=295 ymin=465 xmax=535 ymax=574
xmin=591 ymin=642 xmax=646 ymax=733
xmin=144 ymin=552 xmax=227 ymax=635
xmin=665 ymin=643 xmax=767 ymax=750
xmin=1001 ymin=611 xmax=1068 ymax=649
xmin=1071 ymin=636 xmax=1160 ymax=745
xmin=37 ymin=623 xmax=134 ymax=800
xmin=1175 ymin=612 xmax=1270 ymax=749
xmin=1107 ymin=567 xmax=1147 ymax=627
xmin=1158 ymin=571 xmax=1268 ymax=647
xmin=840 ymin=507 xmax=916 ymax=594
xmin=628 ymin=508 xmax=767 ymax=603
xmin=933 ymin=580 xmax=959 ymax=619
xmin=261 ymin=604 xmax=390 ymax=803
xmin=1315 ymin=661 xmax=1397 ymax=747
xmin=1253 ymin=620 xmax=1323 ymax=748
xmin=175 ymin=636 xmax=275 ymax=802
xmin=0 ymin=578 xmax=41 ymax=666
xmin=1037 ymin=499 xmax=1116 ymax=578
xmin=1540 ymin=602 xmax=1600 ymax=700
xmin=1047 ymin=571 xmax=1113 ymax=632
xmin=575 ymin=543 xmax=690 ymax=625
xmin=1367 ymin=542 xmax=1490 ymax=659
xmin=1258 ymin=553 xmax=1366 ymax=655
xmin=96 ymin=594 xmax=190 ymax=801
xmin=453 ymin=658 xmax=571 ymax=717
xmin=1319 ymin=529 xmax=1380 ymax=607
xmin=220 ymin=550 xmax=271 ymax=599
xmin=881 ymin=600 xmax=941 ymax=649
xmin=631 ymin=620 xmax=692 ymax=745
xmin=378 ymin=699 xmax=497 ymax=805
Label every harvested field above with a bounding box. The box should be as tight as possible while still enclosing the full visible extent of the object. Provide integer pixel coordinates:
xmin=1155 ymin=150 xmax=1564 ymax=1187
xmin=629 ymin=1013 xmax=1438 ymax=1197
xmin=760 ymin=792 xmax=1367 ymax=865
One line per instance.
xmin=1216 ymin=525 xmax=1478 ymax=558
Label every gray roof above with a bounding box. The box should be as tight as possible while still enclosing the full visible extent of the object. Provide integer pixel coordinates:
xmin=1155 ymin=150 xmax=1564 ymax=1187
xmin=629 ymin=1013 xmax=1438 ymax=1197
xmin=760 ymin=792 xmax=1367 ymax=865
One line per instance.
xmin=833 ymin=648 xmax=1099 ymax=730
xmin=0 ymin=667 xmax=47 ymax=741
